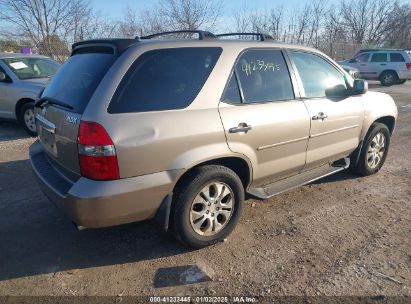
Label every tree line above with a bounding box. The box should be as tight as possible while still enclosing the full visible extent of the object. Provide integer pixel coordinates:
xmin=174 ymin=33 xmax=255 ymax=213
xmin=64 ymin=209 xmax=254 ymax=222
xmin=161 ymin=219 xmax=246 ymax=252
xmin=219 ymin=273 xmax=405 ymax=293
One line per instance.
xmin=0 ymin=0 xmax=410 ymax=61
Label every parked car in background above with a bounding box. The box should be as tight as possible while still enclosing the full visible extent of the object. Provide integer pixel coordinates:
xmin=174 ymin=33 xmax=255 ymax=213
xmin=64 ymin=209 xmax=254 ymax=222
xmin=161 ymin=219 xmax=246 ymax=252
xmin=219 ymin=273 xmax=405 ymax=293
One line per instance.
xmin=0 ymin=54 xmax=60 ymax=135
xmin=341 ymin=49 xmax=411 ymax=86
xmin=339 ymin=64 xmax=360 ymax=79
xmin=30 ymin=31 xmax=397 ymax=248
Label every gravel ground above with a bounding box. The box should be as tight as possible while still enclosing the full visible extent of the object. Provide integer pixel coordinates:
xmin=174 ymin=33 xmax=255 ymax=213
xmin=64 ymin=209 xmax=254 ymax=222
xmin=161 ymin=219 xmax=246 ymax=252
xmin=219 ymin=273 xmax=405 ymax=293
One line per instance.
xmin=0 ymin=81 xmax=410 ymax=301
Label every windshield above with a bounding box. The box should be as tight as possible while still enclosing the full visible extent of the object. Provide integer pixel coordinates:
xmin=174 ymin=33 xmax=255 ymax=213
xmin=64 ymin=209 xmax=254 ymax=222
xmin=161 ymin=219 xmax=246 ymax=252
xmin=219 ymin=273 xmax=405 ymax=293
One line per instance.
xmin=41 ymin=53 xmax=115 ymax=113
xmin=1 ymin=57 xmax=60 ymax=80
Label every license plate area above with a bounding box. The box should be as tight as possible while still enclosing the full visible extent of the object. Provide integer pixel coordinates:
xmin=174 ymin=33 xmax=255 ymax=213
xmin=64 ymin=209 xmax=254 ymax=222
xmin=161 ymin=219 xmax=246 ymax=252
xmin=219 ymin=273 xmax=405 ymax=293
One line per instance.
xmin=39 ymin=125 xmax=57 ymax=157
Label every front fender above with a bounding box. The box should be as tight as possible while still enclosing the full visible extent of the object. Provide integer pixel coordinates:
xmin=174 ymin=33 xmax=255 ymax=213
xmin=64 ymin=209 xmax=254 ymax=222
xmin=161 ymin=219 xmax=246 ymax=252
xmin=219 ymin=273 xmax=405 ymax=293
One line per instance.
xmin=360 ymin=91 xmax=398 ymax=139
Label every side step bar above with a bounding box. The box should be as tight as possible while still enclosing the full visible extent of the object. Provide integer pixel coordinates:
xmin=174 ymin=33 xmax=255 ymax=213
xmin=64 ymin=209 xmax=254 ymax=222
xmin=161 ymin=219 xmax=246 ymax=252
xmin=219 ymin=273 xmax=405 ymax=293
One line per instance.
xmin=247 ymin=158 xmax=350 ymax=200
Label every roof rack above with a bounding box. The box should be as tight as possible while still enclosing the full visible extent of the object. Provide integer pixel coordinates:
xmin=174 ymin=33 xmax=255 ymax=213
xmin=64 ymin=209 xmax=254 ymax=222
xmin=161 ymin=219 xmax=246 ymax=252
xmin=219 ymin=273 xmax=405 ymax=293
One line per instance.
xmin=217 ymin=33 xmax=274 ymax=41
xmin=139 ymin=30 xmax=217 ymax=40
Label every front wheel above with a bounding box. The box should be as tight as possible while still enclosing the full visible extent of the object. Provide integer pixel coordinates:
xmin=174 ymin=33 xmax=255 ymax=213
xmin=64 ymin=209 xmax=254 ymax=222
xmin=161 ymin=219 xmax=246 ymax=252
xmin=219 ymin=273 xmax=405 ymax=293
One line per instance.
xmin=172 ymin=165 xmax=244 ymax=248
xmin=351 ymin=123 xmax=391 ymax=176
xmin=19 ymin=102 xmax=37 ymax=136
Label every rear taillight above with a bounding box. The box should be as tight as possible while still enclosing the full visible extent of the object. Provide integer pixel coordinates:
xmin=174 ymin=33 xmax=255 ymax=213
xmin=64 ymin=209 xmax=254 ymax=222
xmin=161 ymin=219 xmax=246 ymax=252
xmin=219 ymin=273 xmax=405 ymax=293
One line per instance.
xmin=78 ymin=121 xmax=119 ymax=180
xmin=406 ymin=63 xmax=411 ymax=70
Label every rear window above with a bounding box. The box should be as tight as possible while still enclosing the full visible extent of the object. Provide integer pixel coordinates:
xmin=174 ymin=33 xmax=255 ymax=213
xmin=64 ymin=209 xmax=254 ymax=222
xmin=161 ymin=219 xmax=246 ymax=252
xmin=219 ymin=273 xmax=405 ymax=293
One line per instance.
xmin=108 ymin=47 xmax=222 ymax=113
xmin=390 ymin=53 xmax=405 ymax=62
xmin=41 ymin=53 xmax=115 ymax=113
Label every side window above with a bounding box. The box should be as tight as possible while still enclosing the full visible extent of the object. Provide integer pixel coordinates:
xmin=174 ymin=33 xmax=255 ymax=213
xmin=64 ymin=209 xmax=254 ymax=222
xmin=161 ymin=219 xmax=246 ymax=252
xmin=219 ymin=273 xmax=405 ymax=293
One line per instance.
xmin=289 ymin=51 xmax=347 ymax=98
xmin=353 ymin=53 xmax=370 ymax=63
xmin=108 ymin=47 xmax=222 ymax=113
xmin=371 ymin=53 xmax=387 ymax=62
xmin=390 ymin=53 xmax=405 ymax=62
xmin=221 ymin=72 xmax=242 ymax=104
xmin=235 ymin=49 xmax=294 ymax=103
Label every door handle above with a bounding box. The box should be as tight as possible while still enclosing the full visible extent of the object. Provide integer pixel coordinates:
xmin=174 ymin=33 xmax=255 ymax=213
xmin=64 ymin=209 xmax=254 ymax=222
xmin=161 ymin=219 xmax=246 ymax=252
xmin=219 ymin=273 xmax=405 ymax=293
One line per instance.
xmin=229 ymin=123 xmax=252 ymax=133
xmin=312 ymin=112 xmax=328 ymax=121
xmin=380 ymin=63 xmax=387 ymax=66
xmin=360 ymin=64 xmax=367 ymax=66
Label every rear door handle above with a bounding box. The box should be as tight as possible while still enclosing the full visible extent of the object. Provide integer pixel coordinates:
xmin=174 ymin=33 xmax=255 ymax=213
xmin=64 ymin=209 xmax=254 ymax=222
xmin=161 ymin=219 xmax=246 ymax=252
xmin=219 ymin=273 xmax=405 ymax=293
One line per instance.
xmin=380 ymin=63 xmax=387 ymax=66
xmin=229 ymin=123 xmax=252 ymax=133
xmin=312 ymin=112 xmax=328 ymax=121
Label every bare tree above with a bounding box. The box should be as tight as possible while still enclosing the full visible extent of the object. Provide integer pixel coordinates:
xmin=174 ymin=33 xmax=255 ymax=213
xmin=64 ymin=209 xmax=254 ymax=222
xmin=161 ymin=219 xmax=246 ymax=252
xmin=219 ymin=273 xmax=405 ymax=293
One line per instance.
xmin=340 ymin=0 xmax=397 ymax=45
xmin=0 ymin=0 xmax=94 ymax=57
xmin=158 ymin=0 xmax=223 ymax=32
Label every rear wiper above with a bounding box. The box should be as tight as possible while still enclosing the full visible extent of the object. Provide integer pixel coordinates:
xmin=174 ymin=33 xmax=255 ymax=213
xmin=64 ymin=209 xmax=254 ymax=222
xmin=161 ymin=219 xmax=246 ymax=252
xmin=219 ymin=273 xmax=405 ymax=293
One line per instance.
xmin=35 ymin=96 xmax=74 ymax=110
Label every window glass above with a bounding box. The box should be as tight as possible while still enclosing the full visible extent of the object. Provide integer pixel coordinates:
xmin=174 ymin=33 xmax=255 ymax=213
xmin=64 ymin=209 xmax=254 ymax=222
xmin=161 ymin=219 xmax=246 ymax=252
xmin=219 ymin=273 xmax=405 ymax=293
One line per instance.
xmin=390 ymin=53 xmax=405 ymax=62
xmin=2 ymin=57 xmax=60 ymax=80
xmin=353 ymin=53 xmax=370 ymax=63
xmin=289 ymin=51 xmax=347 ymax=98
xmin=221 ymin=72 xmax=241 ymax=104
xmin=371 ymin=53 xmax=387 ymax=62
xmin=108 ymin=47 xmax=222 ymax=113
xmin=42 ymin=53 xmax=114 ymax=113
xmin=234 ymin=49 xmax=294 ymax=103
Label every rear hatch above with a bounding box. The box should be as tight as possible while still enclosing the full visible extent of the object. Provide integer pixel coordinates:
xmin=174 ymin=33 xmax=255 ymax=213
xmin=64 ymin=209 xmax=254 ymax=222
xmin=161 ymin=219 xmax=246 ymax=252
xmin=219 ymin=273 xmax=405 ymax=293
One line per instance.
xmin=34 ymin=40 xmax=134 ymax=179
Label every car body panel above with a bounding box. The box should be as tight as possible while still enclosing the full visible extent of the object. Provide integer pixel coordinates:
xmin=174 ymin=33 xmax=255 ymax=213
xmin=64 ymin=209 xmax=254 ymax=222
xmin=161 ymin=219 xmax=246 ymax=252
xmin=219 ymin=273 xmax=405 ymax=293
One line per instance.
xmin=219 ymin=101 xmax=310 ymax=185
xmin=302 ymin=96 xmax=365 ymax=169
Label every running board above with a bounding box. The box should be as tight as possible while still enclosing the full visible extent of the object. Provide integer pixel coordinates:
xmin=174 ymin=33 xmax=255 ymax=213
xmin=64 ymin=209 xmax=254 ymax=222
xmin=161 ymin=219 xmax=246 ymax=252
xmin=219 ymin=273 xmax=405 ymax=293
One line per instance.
xmin=247 ymin=158 xmax=350 ymax=200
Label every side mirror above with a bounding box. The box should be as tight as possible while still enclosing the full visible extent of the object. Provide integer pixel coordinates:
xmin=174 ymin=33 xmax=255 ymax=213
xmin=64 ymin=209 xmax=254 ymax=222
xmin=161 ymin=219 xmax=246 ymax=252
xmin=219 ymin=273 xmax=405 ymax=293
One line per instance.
xmin=0 ymin=71 xmax=6 ymax=81
xmin=352 ymin=79 xmax=368 ymax=95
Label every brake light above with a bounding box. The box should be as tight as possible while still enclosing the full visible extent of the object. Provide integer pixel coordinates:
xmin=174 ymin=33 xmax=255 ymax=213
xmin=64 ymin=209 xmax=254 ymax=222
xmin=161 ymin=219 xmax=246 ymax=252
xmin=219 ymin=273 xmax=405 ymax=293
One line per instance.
xmin=78 ymin=121 xmax=119 ymax=180
xmin=406 ymin=63 xmax=411 ymax=70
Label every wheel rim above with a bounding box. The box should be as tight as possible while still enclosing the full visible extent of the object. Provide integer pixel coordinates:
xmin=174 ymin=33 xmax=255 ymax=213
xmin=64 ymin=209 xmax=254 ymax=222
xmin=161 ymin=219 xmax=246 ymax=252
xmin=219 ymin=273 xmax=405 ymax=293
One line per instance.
xmin=367 ymin=132 xmax=386 ymax=169
xmin=383 ymin=73 xmax=393 ymax=84
xmin=24 ymin=108 xmax=36 ymax=132
xmin=189 ymin=182 xmax=234 ymax=236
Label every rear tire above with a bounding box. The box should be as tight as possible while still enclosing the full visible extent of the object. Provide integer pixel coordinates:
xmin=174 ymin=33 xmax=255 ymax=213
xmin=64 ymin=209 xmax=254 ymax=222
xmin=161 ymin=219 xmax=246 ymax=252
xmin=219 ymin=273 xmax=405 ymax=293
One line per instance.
xmin=380 ymin=71 xmax=397 ymax=86
xmin=172 ymin=165 xmax=244 ymax=248
xmin=351 ymin=123 xmax=390 ymax=176
xmin=19 ymin=102 xmax=37 ymax=136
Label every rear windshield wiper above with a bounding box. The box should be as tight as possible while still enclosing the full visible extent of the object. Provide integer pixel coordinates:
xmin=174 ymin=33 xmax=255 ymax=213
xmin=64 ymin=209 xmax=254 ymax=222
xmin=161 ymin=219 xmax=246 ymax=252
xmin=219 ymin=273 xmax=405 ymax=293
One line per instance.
xmin=35 ymin=96 xmax=74 ymax=110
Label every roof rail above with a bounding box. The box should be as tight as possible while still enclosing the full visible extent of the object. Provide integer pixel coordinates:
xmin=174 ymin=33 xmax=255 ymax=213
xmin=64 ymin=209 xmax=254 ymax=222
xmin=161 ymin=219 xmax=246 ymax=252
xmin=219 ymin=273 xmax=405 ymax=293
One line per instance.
xmin=139 ymin=30 xmax=217 ymax=40
xmin=217 ymin=33 xmax=274 ymax=41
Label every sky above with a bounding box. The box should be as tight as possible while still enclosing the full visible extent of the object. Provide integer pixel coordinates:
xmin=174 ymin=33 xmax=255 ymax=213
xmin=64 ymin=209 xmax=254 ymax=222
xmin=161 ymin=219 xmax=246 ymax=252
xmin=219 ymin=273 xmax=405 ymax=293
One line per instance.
xmin=90 ymin=0 xmax=340 ymax=21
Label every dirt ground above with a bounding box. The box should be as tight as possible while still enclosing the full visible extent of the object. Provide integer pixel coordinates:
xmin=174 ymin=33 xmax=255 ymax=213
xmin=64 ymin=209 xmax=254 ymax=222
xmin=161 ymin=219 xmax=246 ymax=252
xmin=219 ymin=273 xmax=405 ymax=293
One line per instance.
xmin=0 ymin=81 xmax=410 ymax=301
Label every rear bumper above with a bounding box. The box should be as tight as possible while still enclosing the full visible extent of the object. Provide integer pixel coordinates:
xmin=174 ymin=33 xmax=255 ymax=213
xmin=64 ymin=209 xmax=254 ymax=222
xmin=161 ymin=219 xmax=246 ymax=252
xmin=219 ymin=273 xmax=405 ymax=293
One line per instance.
xmin=397 ymin=70 xmax=411 ymax=80
xmin=29 ymin=141 xmax=181 ymax=228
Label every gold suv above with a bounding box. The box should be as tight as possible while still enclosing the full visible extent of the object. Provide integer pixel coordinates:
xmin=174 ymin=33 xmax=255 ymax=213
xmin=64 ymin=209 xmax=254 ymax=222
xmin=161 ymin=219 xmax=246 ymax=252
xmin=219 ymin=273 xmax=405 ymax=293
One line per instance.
xmin=30 ymin=31 xmax=398 ymax=248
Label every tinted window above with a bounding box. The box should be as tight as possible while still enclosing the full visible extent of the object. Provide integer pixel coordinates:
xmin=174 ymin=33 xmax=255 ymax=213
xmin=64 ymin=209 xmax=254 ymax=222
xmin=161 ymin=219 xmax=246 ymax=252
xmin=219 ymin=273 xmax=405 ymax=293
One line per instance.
xmin=42 ymin=53 xmax=115 ymax=113
xmin=371 ymin=53 xmax=387 ymax=62
xmin=235 ymin=49 xmax=294 ymax=103
xmin=390 ymin=53 xmax=405 ymax=62
xmin=289 ymin=51 xmax=347 ymax=98
xmin=353 ymin=53 xmax=370 ymax=63
xmin=108 ymin=47 xmax=222 ymax=113
xmin=221 ymin=72 xmax=241 ymax=104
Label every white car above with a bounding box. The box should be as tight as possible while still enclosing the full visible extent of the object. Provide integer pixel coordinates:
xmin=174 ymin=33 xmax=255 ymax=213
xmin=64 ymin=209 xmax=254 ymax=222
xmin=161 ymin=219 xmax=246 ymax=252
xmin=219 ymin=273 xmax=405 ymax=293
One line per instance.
xmin=341 ymin=49 xmax=411 ymax=86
